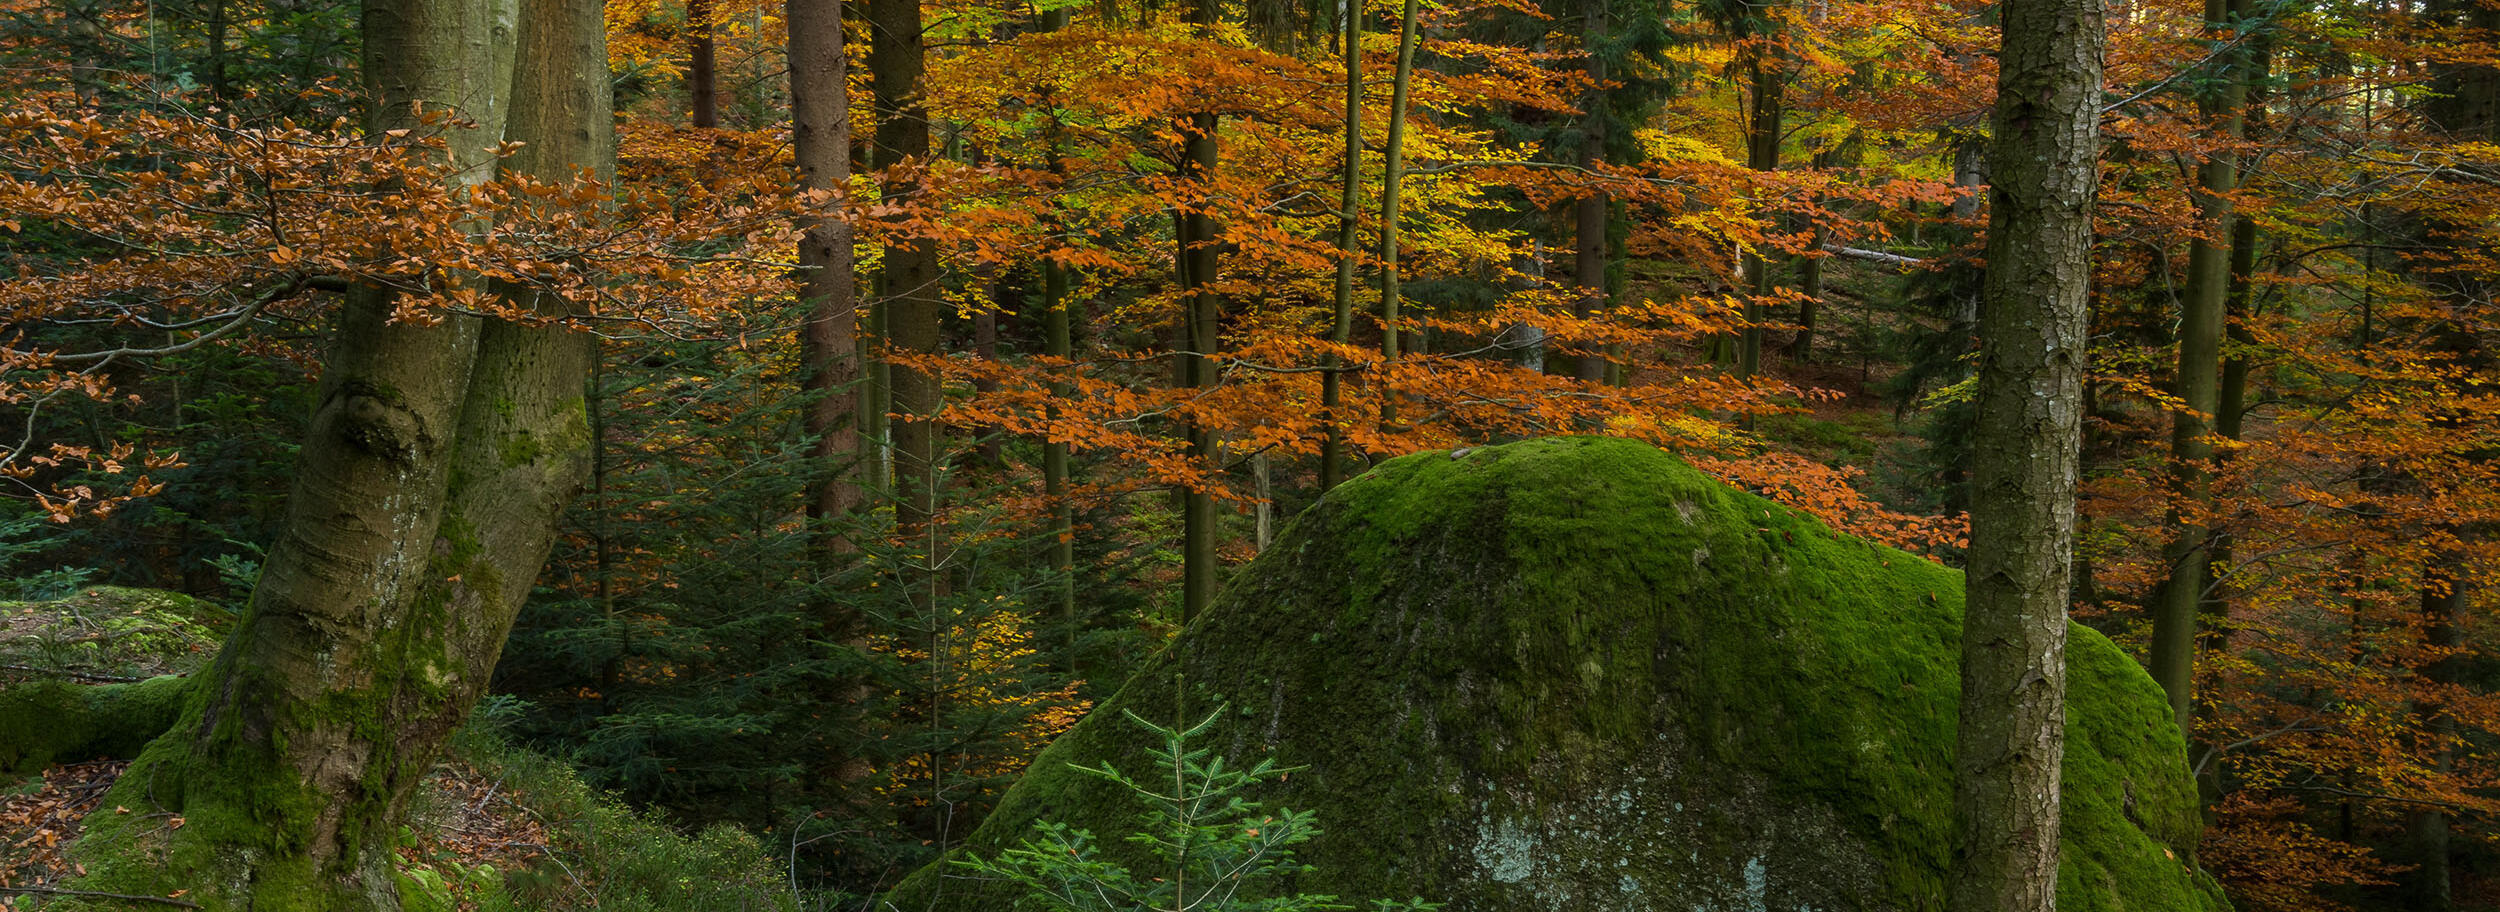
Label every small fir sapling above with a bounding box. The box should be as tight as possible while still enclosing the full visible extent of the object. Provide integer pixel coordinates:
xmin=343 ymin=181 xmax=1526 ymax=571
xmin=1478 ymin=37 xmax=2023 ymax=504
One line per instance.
xmin=955 ymin=706 xmax=1439 ymax=912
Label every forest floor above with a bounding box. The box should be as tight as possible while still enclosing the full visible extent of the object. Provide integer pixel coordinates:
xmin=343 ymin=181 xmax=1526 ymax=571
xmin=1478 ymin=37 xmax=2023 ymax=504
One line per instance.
xmin=0 ymin=754 xmax=548 ymax=911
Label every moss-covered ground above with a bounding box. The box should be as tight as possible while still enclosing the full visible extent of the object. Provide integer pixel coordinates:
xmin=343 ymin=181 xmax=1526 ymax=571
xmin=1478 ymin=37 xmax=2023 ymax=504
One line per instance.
xmin=885 ymin=437 xmax=2230 ymax=912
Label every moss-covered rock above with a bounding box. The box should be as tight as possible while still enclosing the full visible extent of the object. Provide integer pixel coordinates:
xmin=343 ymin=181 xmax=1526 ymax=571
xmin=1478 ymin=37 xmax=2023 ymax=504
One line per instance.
xmin=0 ymin=585 xmax=232 ymax=679
xmin=886 ymin=437 xmax=2229 ymax=912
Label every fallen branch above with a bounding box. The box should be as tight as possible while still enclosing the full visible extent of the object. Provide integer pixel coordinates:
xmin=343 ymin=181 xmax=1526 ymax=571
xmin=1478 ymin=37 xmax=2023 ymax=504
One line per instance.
xmin=1822 ymin=244 xmax=1925 ymax=268
xmin=0 ymin=885 xmax=202 ymax=909
xmin=0 ymin=663 xmax=149 ymax=683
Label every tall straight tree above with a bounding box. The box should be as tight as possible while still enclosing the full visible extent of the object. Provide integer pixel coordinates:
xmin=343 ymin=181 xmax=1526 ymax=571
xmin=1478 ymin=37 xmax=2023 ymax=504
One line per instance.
xmin=64 ymin=0 xmax=612 ymax=903
xmin=1319 ymin=0 xmax=1364 ymax=492
xmin=789 ymin=0 xmax=873 ymax=793
xmin=1176 ymin=0 xmax=1225 ymax=621
xmin=1949 ymin=0 xmax=2103 ymax=905
xmin=870 ymin=0 xmax=946 ymax=548
xmin=2404 ymin=1 xmax=2496 ymax=900
xmin=2146 ymin=0 xmax=2251 ymax=741
xmin=690 ymin=0 xmax=720 ymax=127
xmin=791 ymin=0 xmax=860 ymax=548
xmin=1568 ymin=0 xmax=1610 ymax=382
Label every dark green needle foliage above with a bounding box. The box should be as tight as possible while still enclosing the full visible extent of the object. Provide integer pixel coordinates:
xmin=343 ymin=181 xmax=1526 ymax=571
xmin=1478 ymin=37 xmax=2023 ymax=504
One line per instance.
xmin=959 ymin=706 xmax=1440 ymax=912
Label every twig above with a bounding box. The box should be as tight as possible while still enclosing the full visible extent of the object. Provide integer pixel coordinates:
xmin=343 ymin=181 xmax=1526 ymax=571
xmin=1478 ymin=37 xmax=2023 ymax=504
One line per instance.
xmin=0 ymin=886 xmax=202 ymax=909
xmin=0 ymin=663 xmax=148 ymax=683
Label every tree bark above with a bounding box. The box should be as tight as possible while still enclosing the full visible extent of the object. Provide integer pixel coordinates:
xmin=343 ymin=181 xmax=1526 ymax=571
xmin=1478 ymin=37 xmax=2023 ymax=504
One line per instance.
xmin=1568 ymin=0 xmax=1609 ymax=383
xmin=870 ymin=0 xmax=945 ymax=550
xmin=792 ymin=0 xmax=862 ymax=546
xmin=1318 ymin=0 xmax=1362 ymax=493
xmin=1737 ymin=38 xmax=1781 ymax=382
xmin=1377 ymin=0 xmax=1418 ymax=427
xmin=1178 ymin=106 xmax=1221 ymax=623
xmin=1949 ymin=0 xmax=2102 ymax=905
xmin=65 ymin=0 xmax=608 ymax=905
xmin=2147 ymin=0 xmax=2250 ymax=742
xmin=689 ymin=0 xmax=720 ymax=128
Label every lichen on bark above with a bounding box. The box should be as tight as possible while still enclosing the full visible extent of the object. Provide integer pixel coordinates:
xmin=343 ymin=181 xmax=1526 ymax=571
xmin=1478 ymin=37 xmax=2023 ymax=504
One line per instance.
xmin=886 ymin=437 xmax=2229 ymax=912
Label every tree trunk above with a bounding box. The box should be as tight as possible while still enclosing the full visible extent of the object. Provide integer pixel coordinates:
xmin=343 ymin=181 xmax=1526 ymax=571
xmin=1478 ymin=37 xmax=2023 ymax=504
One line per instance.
xmin=1319 ymin=0 xmax=1362 ymax=493
xmin=1949 ymin=0 xmax=2102 ymax=905
xmin=1178 ymin=106 xmax=1221 ymax=623
xmin=790 ymin=0 xmax=873 ymax=796
xmin=1737 ymin=42 xmax=1781 ymax=382
xmin=1377 ymin=0 xmax=1418 ymax=427
xmin=2146 ymin=0 xmax=2250 ymax=742
xmin=689 ymin=0 xmax=719 ymax=128
xmin=792 ymin=0 xmax=860 ymax=547
xmin=870 ymin=0 xmax=945 ymax=548
xmin=1568 ymin=0 xmax=1609 ymax=383
xmin=66 ymin=0 xmax=607 ymax=905
xmin=2409 ymin=571 xmax=2464 ymax=911
xmin=1032 ymin=10 xmax=1079 ymax=663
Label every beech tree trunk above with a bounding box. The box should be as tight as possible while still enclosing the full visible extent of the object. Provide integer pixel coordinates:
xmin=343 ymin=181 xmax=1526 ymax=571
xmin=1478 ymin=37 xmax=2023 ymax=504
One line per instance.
xmin=64 ymin=0 xmax=608 ymax=906
xmin=1319 ymin=0 xmax=1362 ymax=492
xmin=1737 ymin=41 xmax=1781 ymax=382
xmin=2405 ymin=1 xmax=2496 ymax=899
xmin=1568 ymin=0 xmax=1609 ymax=383
xmin=2147 ymin=0 xmax=2250 ymax=741
xmin=1040 ymin=109 xmax=1079 ymax=668
xmin=1949 ymin=0 xmax=2102 ymax=905
xmin=1174 ymin=0 xmax=1224 ymax=623
xmin=1377 ymin=0 xmax=1418 ymax=427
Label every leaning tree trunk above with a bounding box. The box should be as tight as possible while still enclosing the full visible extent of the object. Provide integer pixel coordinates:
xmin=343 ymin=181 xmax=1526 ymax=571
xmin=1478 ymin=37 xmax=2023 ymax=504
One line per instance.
xmin=1949 ymin=0 xmax=2103 ymax=906
xmin=1376 ymin=0 xmax=1418 ymax=428
xmin=62 ymin=0 xmax=609 ymax=907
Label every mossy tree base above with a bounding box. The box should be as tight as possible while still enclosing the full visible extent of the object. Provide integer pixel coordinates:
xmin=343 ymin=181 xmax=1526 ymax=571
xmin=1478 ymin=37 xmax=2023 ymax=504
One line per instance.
xmin=0 ymin=675 xmax=190 ymax=778
xmin=887 ymin=438 xmax=2229 ymax=912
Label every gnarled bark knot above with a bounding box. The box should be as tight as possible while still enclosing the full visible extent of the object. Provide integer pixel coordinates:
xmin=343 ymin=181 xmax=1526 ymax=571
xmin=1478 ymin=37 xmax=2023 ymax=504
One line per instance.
xmin=339 ymin=393 xmax=429 ymax=464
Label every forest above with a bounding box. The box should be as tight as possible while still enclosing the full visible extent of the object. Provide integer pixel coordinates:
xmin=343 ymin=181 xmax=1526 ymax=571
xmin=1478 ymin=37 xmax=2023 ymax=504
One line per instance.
xmin=0 ymin=0 xmax=2491 ymax=905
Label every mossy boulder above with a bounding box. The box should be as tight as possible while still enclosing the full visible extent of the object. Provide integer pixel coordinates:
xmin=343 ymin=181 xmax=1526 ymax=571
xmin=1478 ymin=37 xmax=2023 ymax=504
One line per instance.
xmin=1 ymin=585 xmax=232 ymax=679
xmin=887 ymin=437 xmax=2229 ymax=912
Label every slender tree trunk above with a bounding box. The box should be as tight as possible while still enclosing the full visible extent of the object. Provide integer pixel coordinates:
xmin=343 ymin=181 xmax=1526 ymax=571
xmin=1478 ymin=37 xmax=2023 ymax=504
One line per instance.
xmin=2147 ymin=0 xmax=2250 ymax=742
xmin=205 ymin=0 xmax=230 ymax=100
xmin=68 ymin=0 xmax=608 ymax=905
xmin=1319 ymin=0 xmax=1363 ymax=493
xmin=690 ymin=0 xmax=719 ymax=127
xmin=870 ymin=0 xmax=945 ymax=548
xmin=1569 ymin=0 xmax=1608 ymax=382
xmin=1950 ymin=0 xmax=2102 ymax=905
xmin=2409 ymin=570 xmax=2465 ymax=911
xmin=1035 ymin=12 xmax=1079 ymax=661
xmin=2199 ymin=8 xmax=2270 ymax=820
xmin=1169 ymin=0 xmax=1226 ymax=623
xmin=1378 ymin=0 xmax=1418 ymax=427
xmin=1737 ymin=43 xmax=1782 ymax=382
xmin=1178 ymin=106 xmax=1220 ymax=622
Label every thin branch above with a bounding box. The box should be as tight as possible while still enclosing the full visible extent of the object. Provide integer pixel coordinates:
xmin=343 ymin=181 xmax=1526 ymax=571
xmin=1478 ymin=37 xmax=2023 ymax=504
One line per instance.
xmin=0 ymin=886 xmax=202 ymax=909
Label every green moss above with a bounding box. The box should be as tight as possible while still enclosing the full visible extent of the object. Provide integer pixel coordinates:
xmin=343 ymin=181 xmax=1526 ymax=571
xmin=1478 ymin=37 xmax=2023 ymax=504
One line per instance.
xmin=59 ymin=657 xmax=372 ymax=912
xmin=0 ymin=674 xmax=190 ymax=777
xmin=886 ymin=438 xmax=2228 ymax=912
